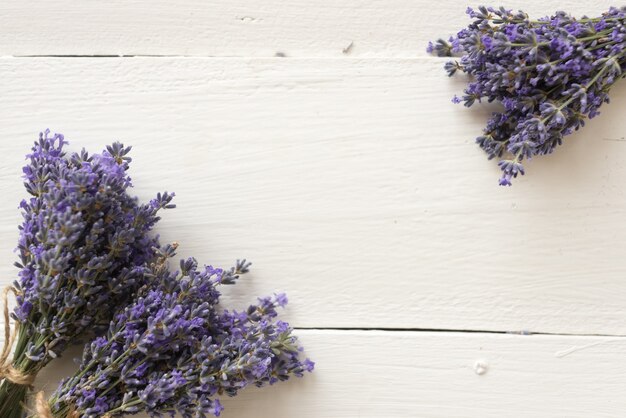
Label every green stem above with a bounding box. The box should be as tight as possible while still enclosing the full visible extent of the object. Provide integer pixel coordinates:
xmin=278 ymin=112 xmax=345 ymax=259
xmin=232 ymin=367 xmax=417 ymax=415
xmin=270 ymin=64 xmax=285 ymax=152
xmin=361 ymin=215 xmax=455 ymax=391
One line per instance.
xmin=102 ymin=398 xmax=143 ymax=416
xmin=486 ymin=14 xmax=626 ymax=26
xmin=549 ymin=52 xmax=624 ymax=115
xmin=98 ymin=358 xmax=148 ymax=398
xmin=0 ymin=330 xmax=34 ymax=418
xmin=500 ymin=51 xmax=625 ymax=155
xmin=0 ymin=382 xmax=29 ymax=418
xmin=510 ymin=29 xmax=615 ymax=48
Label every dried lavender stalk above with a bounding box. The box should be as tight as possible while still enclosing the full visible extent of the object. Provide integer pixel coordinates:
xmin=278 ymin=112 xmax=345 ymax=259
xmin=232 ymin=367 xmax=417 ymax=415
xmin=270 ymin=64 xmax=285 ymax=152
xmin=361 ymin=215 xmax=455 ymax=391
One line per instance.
xmin=430 ymin=6 xmax=626 ymax=185
xmin=43 ymin=249 xmax=313 ymax=418
xmin=0 ymin=132 xmax=174 ymax=418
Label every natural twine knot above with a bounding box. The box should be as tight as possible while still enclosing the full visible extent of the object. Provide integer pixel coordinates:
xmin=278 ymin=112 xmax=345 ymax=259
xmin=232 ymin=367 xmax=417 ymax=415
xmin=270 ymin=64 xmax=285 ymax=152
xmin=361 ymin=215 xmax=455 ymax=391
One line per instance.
xmin=0 ymin=286 xmax=36 ymax=386
xmin=35 ymin=391 xmax=54 ymax=418
xmin=35 ymin=391 xmax=91 ymax=418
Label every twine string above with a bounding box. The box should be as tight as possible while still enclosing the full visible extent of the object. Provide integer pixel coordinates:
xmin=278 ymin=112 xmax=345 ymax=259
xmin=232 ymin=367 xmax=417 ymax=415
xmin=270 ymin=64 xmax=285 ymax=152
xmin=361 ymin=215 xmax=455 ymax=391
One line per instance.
xmin=0 ymin=285 xmax=36 ymax=386
xmin=35 ymin=391 xmax=91 ymax=418
xmin=35 ymin=391 xmax=53 ymax=418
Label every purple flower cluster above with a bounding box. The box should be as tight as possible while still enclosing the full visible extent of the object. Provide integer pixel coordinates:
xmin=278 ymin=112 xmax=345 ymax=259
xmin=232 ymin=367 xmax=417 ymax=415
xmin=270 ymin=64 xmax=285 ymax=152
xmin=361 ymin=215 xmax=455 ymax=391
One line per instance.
xmin=429 ymin=6 xmax=626 ymax=185
xmin=0 ymin=133 xmax=312 ymax=417
xmin=0 ymin=132 xmax=174 ymax=417
xmin=46 ymin=249 xmax=313 ymax=417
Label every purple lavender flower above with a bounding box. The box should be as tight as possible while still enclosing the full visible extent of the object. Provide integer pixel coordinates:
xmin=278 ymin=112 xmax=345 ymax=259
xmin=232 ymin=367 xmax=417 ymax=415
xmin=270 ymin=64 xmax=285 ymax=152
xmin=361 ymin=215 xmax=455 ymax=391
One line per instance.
xmin=430 ymin=6 xmax=626 ymax=185
xmin=0 ymin=132 xmax=174 ymax=418
xmin=45 ymin=251 xmax=312 ymax=418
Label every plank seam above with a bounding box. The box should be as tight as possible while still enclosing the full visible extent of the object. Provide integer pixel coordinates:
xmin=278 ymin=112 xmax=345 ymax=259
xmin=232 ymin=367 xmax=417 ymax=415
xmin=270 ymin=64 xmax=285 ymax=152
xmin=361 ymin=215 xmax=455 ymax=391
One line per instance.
xmin=293 ymin=327 xmax=626 ymax=338
xmin=2 ymin=54 xmax=443 ymax=60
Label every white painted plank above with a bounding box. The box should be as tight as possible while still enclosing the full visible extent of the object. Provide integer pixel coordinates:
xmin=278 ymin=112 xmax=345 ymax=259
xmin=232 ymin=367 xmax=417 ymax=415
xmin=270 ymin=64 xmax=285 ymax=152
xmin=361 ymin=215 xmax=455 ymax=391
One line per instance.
xmin=0 ymin=1 xmax=617 ymax=57
xmin=1 ymin=58 xmax=626 ymax=334
xmin=32 ymin=330 xmax=626 ymax=417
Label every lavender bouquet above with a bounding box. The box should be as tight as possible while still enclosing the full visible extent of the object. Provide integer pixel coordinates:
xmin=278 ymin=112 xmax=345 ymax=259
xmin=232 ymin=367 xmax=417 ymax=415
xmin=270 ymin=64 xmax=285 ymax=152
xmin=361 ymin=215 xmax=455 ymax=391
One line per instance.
xmin=0 ymin=133 xmax=174 ymax=418
xmin=37 ymin=248 xmax=313 ymax=417
xmin=429 ymin=6 xmax=626 ymax=185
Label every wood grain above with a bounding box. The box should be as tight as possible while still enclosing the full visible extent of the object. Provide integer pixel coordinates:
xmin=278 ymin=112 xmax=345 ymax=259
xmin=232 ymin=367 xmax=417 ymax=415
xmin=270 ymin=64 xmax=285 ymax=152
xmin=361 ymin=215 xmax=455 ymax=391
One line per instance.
xmin=0 ymin=1 xmax=617 ymax=57
xmin=2 ymin=2 xmax=626 ymax=415
xmin=32 ymin=330 xmax=626 ymax=417
xmin=1 ymin=57 xmax=625 ymax=335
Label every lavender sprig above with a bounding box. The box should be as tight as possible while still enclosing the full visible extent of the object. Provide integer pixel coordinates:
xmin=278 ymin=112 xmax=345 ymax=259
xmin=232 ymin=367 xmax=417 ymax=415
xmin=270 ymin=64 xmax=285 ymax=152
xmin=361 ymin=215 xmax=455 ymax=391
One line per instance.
xmin=45 ymin=251 xmax=313 ymax=418
xmin=430 ymin=6 xmax=626 ymax=185
xmin=0 ymin=132 xmax=174 ymax=418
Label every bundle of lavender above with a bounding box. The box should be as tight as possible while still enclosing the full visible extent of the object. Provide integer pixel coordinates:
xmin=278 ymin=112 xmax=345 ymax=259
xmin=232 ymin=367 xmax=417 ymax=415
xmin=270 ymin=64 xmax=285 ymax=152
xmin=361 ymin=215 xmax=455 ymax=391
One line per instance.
xmin=429 ymin=6 xmax=626 ymax=185
xmin=37 ymin=248 xmax=312 ymax=417
xmin=0 ymin=133 xmax=174 ymax=418
xmin=0 ymin=133 xmax=312 ymax=417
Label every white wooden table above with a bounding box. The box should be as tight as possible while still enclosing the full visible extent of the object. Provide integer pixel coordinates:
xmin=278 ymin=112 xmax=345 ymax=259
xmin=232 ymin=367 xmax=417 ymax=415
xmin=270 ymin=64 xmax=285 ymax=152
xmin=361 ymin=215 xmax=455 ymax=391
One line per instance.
xmin=1 ymin=1 xmax=626 ymax=416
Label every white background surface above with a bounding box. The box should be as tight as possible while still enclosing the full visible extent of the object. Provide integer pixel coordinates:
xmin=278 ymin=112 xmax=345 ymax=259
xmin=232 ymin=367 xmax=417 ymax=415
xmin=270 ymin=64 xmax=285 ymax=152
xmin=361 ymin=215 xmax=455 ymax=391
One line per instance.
xmin=1 ymin=1 xmax=626 ymax=417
